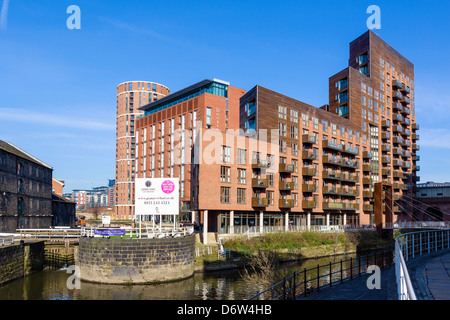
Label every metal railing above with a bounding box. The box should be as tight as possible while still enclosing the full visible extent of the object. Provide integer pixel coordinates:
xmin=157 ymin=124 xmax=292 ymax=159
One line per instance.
xmin=80 ymin=225 xmax=194 ymax=239
xmin=247 ymin=248 xmax=394 ymax=300
xmin=229 ymin=224 xmax=375 ymax=236
xmin=1 ymin=235 xmax=15 ymax=246
xmin=385 ymin=221 xmax=450 ymax=229
xmin=16 ymin=228 xmax=81 ymax=240
xmin=395 ymin=229 xmax=450 ymax=300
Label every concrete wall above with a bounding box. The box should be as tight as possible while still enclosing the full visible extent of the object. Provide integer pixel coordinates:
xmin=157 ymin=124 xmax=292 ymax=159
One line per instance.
xmin=0 ymin=241 xmax=45 ymax=285
xmin=76 ymin=235 xmax=195 ymax=284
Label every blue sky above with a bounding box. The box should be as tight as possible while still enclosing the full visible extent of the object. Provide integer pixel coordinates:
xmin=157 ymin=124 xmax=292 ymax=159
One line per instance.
xmin=0 ymin=0 xmax=449 ymax=193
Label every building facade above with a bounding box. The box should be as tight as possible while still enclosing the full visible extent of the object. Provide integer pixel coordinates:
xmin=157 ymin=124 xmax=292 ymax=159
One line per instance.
xmin=132 ymin=31 xmax=420 ymax=237
xmin=135 ymin=79 xmax=246 ymax=222
xmin=0 ymin=140 xmax=53 ymax=232
xmin=115 ymin=81 xmax=170 ymax=220
xmin=328 ymin=31 xmax=419 ymax=222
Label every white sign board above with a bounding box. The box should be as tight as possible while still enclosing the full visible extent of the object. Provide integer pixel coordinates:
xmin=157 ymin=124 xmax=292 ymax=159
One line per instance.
xmin=102 ymin=215 xmax=111 ymax=225
xmin=135 ymin=178 xmax=179 ymax=216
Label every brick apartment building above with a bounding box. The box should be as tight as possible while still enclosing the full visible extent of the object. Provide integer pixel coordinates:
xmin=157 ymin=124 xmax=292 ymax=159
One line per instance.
xmin=133 ymin=31 xmax=419 ymax=237
xmin=115 ymin=81 xmax=170 ymax=220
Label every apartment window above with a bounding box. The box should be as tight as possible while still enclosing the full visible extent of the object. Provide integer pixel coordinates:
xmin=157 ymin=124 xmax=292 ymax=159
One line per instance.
xmin=368 ymin=87 xmax=373 ymax=97
xmin=302 ymin=113 xmax=309 ymax=126
xmin=290 ymin=125 xmax=298 ymax=139
xmin=0 ymin=155 xmax=5 ymax=166
xmin=279 ymin=122 xmax=287 ymax=137
xmin=220 ymin=166 xmax=231 ymax=183
xmin=266 ymin=172 xmax=273 ymax=187
xmin=361 ymin=82 xmax=367 ymax=94
xmin=237 ymin=148 xmax=246 ymax=165
xmin=206 ymin=107 xmax=212 ymax=126
xmin=368 ymin=99 xmax=373 ymax=109
xmin=362 ymin=121 xmax=367 ymax=132
xmin=380 ymin=81 xmax=385 ymax=91
xmin=278 ymin=105 xmax=287 ymax=119
xmin=312 ymin=116 xmax=318 ymax=130
xmin=279 ymin=139 xmax=286 ymax=154
xmin=361 ymin=108 xmax=366 ymax=119
xmin=380 ymin=57 xmax=385 ymax=68
xmin=220 ymin=187 xmax=230 ymax=203
xmin=291 ymin=142 xmax=298 ymax=156
xmin=221 ymin=146 xmax=231 ymax=163
xmin=290 ymin=109 xmax=298 ymax=123
xmin=380 ymin=69 xmax=384 ymax=79
xmin=237 ymin=168 xmax=246 ymax=184
xmin=267 ymin=191 xmax=274 ymax=205
xmin=237 ymin=188 xmax=246 ymax=204
xmin=361 ymin=95 xmax=366 ymax=106
xmin=245 ymin=102 xmax=256 ymax=116
xmin=322 ymin=120 xmax=328 ymax=132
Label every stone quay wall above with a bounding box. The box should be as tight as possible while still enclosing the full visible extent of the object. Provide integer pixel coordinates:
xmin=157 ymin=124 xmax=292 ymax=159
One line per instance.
xmin=76 ymin=235 xmax=195 ymax=284
xmin=0 ymin=240 xmax=45 ymax=285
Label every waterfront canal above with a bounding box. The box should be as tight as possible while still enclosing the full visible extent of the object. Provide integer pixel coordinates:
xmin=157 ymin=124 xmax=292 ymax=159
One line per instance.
xmin=0 ymin=253 xmax=364 ymax=300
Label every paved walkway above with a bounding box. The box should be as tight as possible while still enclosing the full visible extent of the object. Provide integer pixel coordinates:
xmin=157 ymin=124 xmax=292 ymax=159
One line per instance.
xmin=296 ymin=250 xmax=450 ymax=300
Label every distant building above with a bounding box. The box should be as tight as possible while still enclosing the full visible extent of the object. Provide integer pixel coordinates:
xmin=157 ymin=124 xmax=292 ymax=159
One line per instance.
xmin=0 ymin=140 xmax=53 ymax=232
xmin=52 ymin=193 xmax=76 ymax=227
xmin=70 ymin=181 xmax=115 ymax=210
xmin=414 ymin=182 xmax=450 ymax=221
xmin=52 ymin=178 xmax=65 ymax=197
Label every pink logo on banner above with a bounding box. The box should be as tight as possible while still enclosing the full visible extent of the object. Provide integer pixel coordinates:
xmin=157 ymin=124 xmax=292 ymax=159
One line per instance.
xmin=161 ymin=180 xmax=175 ymax=194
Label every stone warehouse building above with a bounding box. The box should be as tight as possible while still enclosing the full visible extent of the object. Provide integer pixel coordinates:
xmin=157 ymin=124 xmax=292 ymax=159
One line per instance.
xmin=0 ymin=140 xmax=53 ymax=232
xmin=0 ymin=140 xmax=75 ymax=232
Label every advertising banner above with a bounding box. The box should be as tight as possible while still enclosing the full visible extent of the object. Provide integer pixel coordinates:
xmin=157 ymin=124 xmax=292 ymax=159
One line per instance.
xmin=135 ymin=178 xmax=180 ymax=216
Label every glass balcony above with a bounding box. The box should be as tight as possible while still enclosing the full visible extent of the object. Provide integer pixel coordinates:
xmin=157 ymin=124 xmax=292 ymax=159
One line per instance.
xmin=382 ymin=120 xmax=391 ymax=128
xmin=363 ymin=177 xmax=373 ymax=184
xmin=302 ymin=167 xmax=317 ymax=176
xmin=252 ymin=178 xmax=268 ymax=188
xmin=413 ymin=144 xmax=420 ymax=151
xmin=322 ymin=170 xmax=343 ymax=180
xmin=322 ymin=140 xmax=344 ymax=152
xmin=412 ymin=123 xmax=420 ymax=130
xmin=364 ymin=204 xmax=374 ymax=211
xmin=302 ymin=200 xmax=316 ymax=209
xmin=363 ymin=151 xmax=373 ymax=159
xmin=393 ymin=91 xmax=404 ymax=101
xmin=393 ymin=125 xmax=403 ymax=133
xmin=402 ymin=107 xmax=411 ymax=115
xmin=341 ymin=173 xmax=359 ymax=183
xmin=252 ymin=197 xmax=269 ymax=207
xmin=412 ymin=133 xmax=419 ymax=140
xmin=322 ymin=202 xmax=345 ymax=210
xmin=279 ymin=199 xmax=295 ymax=208
xmin=392 ymin=79 xmax=403 ymax=89
xmin=279 ymin=181 xmax=296 ymax=191
xmin=302 ymin=151 xmax=317 ymax=160
xmin=252 ymin=159 xmax=271 ymax=169
xmin=382 ymin=144 xmax=391 ymax=152
xmin=394 ymin=114 xmax=403 ymax=122
xmin=302 ymin=183 xmax=316 ymax=192
xmin=279 ymin=163 xmax=295 ymax=173
xmin=402 ymin=97 xmax=411 ymax=105
xmin=382 ymin=132 xmax=391 ymax=140
xmin=363 ymin=164 xmax=372 ymax=172
xmin=302 ymin=134 xmax=317 ymax=144
xmin=393 ymin=148 xmax=404 ymax=156
xmin=382 ymin=156 xmax=391 ymax=163
xmin=363 ymin=191 xmax=374 ymax=198
xmin=393 ymin=102 xmax=403 ymax=111
xmin=344 ymin=146 xmax=359 ymax=155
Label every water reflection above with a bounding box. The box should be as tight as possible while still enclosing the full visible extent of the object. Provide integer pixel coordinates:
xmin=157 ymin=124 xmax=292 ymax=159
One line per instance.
xmin=0 ymin=253 xmax=358 ymax=300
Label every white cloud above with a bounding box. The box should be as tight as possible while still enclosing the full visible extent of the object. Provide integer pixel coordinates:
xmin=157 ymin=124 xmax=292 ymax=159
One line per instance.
xmin=0 ymin=0 xmax=9 ymax=30
xmin=419 ymin=128 xmax=450 ymax=149
xmin=0 ymin=107 xmax=115 ymax=131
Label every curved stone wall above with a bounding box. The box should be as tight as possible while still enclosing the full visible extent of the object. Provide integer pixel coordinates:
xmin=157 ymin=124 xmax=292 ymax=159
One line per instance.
xmin=76 ymin=235 xmax=195 ymax=284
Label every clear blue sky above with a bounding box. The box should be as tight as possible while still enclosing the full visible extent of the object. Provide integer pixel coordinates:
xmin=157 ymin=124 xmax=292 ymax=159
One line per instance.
xmin=1 ymin=0 xmax=449 ymax=193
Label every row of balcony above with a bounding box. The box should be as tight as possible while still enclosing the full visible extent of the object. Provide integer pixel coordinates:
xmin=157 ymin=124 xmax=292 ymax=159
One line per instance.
xmin=252 ymin=197 xmax=368 ymax=211
xmin=322 ymin=155 xmax=358 ymax=169
xmin=322 ymin=171 xmax=359 ymax=183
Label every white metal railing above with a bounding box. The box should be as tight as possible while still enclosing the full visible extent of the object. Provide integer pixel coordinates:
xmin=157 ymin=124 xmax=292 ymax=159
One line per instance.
xmin=228 ymin=224 xmax=375 ymax=236
xmin=80 ymin=226 xmax=194 ymax=239
xmin=16 ymin=228 xmax=81 ymax=240
xmin=385 ymin=221 xmax=450 ymax=229
xmin=395 ymin=229 xmax=450 ymax=300
xmin=0 ymin=235 xmax=14 ymax=246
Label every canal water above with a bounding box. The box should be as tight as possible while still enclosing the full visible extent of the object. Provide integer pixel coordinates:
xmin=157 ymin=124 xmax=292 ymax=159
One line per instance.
xmin=0 ymin=253 xmax=360 ymax=300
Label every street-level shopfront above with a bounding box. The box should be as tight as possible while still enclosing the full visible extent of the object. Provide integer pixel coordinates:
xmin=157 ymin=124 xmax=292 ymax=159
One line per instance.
xmin=205 ymin=211 xmax=358 ymax=234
